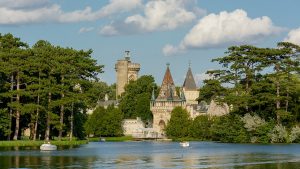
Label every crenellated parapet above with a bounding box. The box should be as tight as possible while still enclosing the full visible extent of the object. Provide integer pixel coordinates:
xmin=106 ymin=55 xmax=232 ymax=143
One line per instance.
xmin=128 ymin=63 xmax=140 ymax=71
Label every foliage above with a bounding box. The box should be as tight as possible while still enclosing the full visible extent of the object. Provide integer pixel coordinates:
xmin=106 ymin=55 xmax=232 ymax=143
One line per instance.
xmin=0 ymin=109 xmax=10 ymax=139
xmin=0 ymin=140 xmax=88 ymax=147
xmin=210 ymin=114 xmax=249 ymax=143
xmin=165 ymin=107 xmax=191 ymax=138
xmin=198 ymin=79 xmax=226 ymax=103
xmin=289 ymin=126 xmax=300 ymax=143
xmin=0 ymin=33 xmax=103 ymax=141
xmin=189 ymin=115 xmax=212 ymax=140
xmin=270 ymin=124 xmax=289 ymax=143
xmin=119 ymin=75 xmax=157 ymax=121
xmin=241 ymin=113 xmax=266 ymax=132
xmin=84 ymin=105 xmax=123 ymax=137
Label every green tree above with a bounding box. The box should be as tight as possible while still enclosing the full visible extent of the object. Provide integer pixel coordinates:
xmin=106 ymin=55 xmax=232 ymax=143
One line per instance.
xmin=119 ymin=75 xmax=157 ymax=121
xmin=165 ymin=107 xmax=191 ymax=138
xmin=189 ymin=115 xmax=212 ymax=140
xmin=198 ymin=79 xmax=226 ymax=103
xmin=210 ymin=114 xmax=249 ymax=143
xmin=84 ymin=105 xmax=123 ymax=137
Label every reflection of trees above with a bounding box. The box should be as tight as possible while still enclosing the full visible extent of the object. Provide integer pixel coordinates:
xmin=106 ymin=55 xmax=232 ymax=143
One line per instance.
xmin=1 ymin=154 xmax=98 ymax=168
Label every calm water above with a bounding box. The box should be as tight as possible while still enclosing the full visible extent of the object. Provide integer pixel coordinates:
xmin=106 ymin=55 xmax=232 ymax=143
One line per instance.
xmin=1 ymin=141 xmax=300 ymax=169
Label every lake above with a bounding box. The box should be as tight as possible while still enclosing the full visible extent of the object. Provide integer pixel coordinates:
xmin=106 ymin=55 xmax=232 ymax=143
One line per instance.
xmin=1 ymin=141 xmax=300 ymax=168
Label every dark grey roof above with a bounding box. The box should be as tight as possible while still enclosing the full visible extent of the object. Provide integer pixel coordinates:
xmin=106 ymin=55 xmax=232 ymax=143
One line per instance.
xmin=183 ymin=67 xmax=197 ymax=90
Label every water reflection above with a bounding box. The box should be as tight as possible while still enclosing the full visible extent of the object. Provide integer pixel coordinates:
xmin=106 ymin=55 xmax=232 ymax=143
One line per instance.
xmin=1 ymin=142 xmax=300 ymax=168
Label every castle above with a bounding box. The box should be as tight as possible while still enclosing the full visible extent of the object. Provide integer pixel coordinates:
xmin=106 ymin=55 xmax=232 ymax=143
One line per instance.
xmin=113 ymin=52 xmax=229 ymax=138
xmin=150 ymin=64 xmax=200 ymax=137
xmin=115 ymin=51 xmax=140 ymax=98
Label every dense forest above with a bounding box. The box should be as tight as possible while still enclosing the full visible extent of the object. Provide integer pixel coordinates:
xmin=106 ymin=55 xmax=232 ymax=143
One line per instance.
xmin=0 ymin=33 xmax=108 ymax=141
xmin=166 ymin=42 xmax=300 ymax=143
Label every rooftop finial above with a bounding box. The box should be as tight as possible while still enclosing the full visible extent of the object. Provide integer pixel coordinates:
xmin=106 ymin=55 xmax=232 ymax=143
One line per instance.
xmin=166 ymin=63 xmax=170 ymax=67
xmin=125 ymin=51 xmax=130 ymax=60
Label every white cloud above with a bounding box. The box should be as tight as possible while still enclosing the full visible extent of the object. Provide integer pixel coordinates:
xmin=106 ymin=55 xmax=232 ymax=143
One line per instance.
xmin=163 ymin=44 xmax=182 ymax=56
xmin=100 ymin=0 xmax=203 ymax=35
xmin=99 ymin=25 xmax=119 ymax=36
xmin=163 ymin=9 xmax=282 ymax=56
xmin=0 ymin=0 xmax=142 ymax=25
xmin=0 ymin=0 xmax=49 ymax=9
xmin=125 ymin=0 xmax=196 ymax=31
xmin=78 ymin=27 xmax=95 ymax=34
xmin=284 ymin=27 xmax=300 ymax=45
xmin=99 ymin=0 xmax=142 ymax=17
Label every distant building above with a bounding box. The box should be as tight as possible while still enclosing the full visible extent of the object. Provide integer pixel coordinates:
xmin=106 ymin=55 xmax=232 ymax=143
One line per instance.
xmin=182 ymin=66 xmax=200 ymax=119
xmin=150 ymin=64 xmax=186 ymax=137
xmin=150 ymin=64 xmax=229 ymax=138
xmin=115 ymin=51 xmax=140 ymax=98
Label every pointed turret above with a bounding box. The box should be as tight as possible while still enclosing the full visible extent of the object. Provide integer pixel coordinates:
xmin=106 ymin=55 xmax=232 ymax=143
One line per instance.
xmin=182 ymin=65 xmax=199 ymax=105
xmin=183 ymin=67 xmax=197 ymax=90
xmin=157 ymin=64 xmax=179 ymax=100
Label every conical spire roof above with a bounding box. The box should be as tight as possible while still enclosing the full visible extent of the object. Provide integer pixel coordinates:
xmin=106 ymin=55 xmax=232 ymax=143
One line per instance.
xmin=183 ymin=67 xmax=197 ymax=90
xmin=157 ymin=64 xmax=179 ymax=100
xmin=161 ymin=64 xmax=174 ymax=86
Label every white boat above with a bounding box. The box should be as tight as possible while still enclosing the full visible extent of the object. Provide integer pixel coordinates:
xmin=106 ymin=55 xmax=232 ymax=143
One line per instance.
xmin=179 ymin=141 xmax=189 ymax=147
xmin=40 ymin=142 xmax=57 ymax=151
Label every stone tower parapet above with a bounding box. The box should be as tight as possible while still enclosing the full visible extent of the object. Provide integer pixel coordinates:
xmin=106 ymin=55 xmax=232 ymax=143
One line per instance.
xmin=115 ymin=51 xmax=140 ymax=99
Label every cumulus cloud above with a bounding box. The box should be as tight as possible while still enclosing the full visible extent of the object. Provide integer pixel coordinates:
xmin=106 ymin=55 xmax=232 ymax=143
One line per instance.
xmin=162 ymin=44 xmax=182 ymax=56
xmin=0 ymin=0 xmax=49 ymax=9
xmin=284 ymin=27 xmax=300 ymax=45
xmin=100 ymin=0 xmax=203 ymax=36
xmin=99 ymin=25 xmax=119 ymax=36
xmin=78 ymin=27 xmax=95 ymax=34
xmin=163 ymin=9 xmax=282 ymax=56
xmin=125 ymin=0 xmax=196 ymax=31
xmin=0 ymin=0 xmax=142 ymax=25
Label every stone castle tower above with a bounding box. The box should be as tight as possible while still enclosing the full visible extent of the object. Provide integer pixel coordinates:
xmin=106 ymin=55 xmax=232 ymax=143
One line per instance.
xmin=150 ymin=64 xmax=186 ymax=137
xmin=115 ymin=51 xmax=140 ymax=98
xmin=182 ymin=66 xmax=200 ymax=118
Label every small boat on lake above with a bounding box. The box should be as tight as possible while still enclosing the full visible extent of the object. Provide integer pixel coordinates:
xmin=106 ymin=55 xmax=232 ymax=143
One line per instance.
xmin=40 ymin=142 xmax=57 ymax=151
xmin=180 ymin=141 xmax=189 ymax=147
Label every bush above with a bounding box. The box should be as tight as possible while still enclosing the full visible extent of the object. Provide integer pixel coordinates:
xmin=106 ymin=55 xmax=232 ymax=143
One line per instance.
xmin=289 ymin=125 xmax=300 ymax=143
xmin=241 ymin=113 xmax=266 ymax=132
xmin=270 ymin=124 xmax=288 ymax=143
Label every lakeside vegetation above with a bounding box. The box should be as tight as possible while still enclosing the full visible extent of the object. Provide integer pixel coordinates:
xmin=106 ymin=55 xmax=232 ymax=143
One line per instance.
xmin=0 ymin=33 xmax=299 ymax=144
xmin=0 ymin=140 xmax=88 ymax=147
xmin=166 ymin=43 xmax=300 ymax=143
xmin=88 ymin=136 xmax=133 ymax=142
xmin=0 ymin=33 xmax=111 ymax=141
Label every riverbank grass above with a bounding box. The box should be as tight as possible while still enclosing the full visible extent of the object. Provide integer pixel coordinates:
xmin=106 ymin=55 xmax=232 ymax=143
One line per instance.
xmin=0 ymin=140 xmax=88 ymax=147
xmin=88 ymin=136 xmax=133 ymax=142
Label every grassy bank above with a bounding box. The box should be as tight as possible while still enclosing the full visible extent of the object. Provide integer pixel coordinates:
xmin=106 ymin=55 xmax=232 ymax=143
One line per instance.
xmin=88 ymin=136 xmax=133 ymax=142
xmin=0 ymin=140 xmax=88 ymax=147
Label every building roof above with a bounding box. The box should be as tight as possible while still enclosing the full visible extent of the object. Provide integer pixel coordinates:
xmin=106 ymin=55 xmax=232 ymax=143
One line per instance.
xmin=183 ymin=67 xmax=197 ymax=90
xmin=161 ymin=65 xmax=175 ymax=86
xmin=156 ymin=64 xmax=180 ymax=100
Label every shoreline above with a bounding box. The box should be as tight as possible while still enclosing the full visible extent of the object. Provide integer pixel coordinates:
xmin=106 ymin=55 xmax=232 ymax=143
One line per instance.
xmin=0 ymin=140 xmax=88 ymax=147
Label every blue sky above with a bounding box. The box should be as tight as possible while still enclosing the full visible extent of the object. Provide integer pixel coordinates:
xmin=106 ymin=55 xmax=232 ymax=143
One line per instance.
xmin=0 ymin=0 xmax=300 ymax=86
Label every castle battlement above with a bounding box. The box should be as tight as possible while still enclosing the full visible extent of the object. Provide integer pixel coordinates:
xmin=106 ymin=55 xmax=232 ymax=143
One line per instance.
xmin=128 ymin=63 xmax=141 ymax=71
